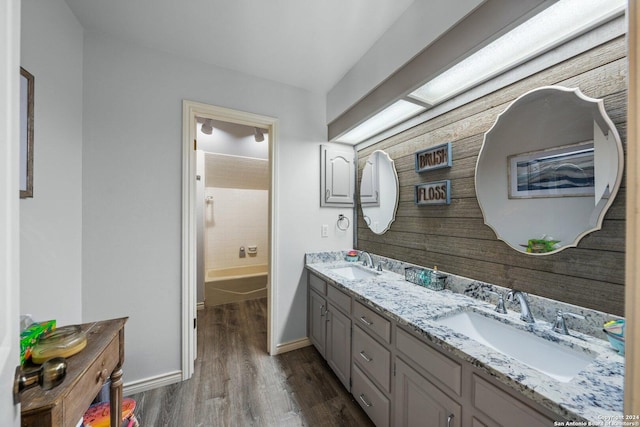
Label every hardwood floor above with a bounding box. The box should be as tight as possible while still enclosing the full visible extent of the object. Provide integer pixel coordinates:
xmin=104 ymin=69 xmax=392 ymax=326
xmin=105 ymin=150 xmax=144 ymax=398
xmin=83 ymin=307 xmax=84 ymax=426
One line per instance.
xmin=130 ymin=298 xmax=374 ymax=426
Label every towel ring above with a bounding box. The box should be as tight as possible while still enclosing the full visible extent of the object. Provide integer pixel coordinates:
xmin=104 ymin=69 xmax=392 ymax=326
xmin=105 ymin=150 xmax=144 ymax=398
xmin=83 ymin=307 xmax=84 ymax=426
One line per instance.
xmin=337 ymin=214 xmax=350 ymax=231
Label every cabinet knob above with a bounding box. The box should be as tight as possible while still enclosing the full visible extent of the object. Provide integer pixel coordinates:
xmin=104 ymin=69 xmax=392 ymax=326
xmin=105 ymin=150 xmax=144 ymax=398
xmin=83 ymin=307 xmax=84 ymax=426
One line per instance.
xmin=97 ymin=369 xmax=108 ymax=383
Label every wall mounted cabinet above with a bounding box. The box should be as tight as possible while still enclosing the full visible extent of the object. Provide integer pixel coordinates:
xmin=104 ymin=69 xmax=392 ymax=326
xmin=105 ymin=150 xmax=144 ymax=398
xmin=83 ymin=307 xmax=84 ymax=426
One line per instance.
xmin=320 ymin=144 xmax=355 ymax=207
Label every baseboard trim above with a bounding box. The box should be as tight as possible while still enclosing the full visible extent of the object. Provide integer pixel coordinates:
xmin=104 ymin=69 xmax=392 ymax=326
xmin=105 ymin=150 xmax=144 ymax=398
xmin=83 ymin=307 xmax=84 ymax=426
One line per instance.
xmin=197 ymin=301 xmax=205 ymax=311
xmin=123 ymin=370 xmax=182 ymax=396
xmin=272 ymin=337 xmax=312 ymax=355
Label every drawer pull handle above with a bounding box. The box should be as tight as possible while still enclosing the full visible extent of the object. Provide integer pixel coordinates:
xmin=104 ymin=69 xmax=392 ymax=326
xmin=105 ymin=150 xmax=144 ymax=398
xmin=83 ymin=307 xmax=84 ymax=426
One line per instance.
xmin=320 ymin=304 xmax=326 ymax=317
xmin=96 ymin=369 xmax=108 ymax=383
xmin=359 ymin=316 xmax=373 ymax=326
xmin=447 ymin=413 xmax=454 ymax=427
xmin=359 ymin=393 xmax=373 ymax=408
xmin=359 ymin=351 xmax=373 ymax=362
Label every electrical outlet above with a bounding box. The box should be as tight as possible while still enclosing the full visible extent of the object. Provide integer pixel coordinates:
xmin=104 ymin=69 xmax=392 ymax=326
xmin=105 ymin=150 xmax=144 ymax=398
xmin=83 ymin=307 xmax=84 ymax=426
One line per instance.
xmin=321 ymin=224 xmax=328 ymax=238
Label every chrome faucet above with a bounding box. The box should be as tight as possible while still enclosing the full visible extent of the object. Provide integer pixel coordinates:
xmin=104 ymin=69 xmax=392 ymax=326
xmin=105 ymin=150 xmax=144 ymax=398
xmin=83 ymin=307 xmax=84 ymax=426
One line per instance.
xmin=552 ymin=310 xmax=585 ymax=335
xmin=506 ymin=290 xmax=535 ymax=323
xmin=360 ymin=251 xmax=374 ymax=268
xmin=487 ymin=290 xmax=507 ymax=314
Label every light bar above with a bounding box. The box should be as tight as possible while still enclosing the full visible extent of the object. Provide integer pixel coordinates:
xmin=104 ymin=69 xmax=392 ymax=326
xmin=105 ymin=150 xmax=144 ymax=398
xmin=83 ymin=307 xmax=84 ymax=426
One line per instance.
xmin=409 ymin=0 xmax=625 ymax=105
xmin=335 ymin=100 xmax=426 ymax=144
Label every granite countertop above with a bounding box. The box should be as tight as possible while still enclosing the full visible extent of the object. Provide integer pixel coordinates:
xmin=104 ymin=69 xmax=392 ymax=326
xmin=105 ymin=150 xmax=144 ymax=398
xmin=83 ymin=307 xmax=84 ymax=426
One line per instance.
xmin=305 ymin=254 xmax=625 ymax=424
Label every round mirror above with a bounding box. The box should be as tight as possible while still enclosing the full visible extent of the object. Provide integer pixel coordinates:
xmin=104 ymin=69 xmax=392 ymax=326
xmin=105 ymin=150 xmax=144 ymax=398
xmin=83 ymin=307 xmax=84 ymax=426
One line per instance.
xmin=475 ymin=86 xmax=623 ymax=255
xmin=360 ymin=150 xmax=399 ymax=234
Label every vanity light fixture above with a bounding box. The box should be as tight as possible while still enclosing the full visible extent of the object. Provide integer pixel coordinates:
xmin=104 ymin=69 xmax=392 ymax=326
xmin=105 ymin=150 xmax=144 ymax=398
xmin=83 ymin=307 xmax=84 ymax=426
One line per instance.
xmin=408 ymin=0 xmax=625 ymax=105
xmin=335 ymin=100 xmax=426 ymax=144
xmin=201 ymin=119 xmax=214 ymax=135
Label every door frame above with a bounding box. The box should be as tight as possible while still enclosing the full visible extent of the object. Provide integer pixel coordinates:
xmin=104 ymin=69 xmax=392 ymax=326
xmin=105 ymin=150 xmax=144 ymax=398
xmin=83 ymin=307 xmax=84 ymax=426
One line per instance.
xmin=1 ymin=0 xmax=21 ymax=424
xmin=181 ymin=100 xmax=277 ymax=379
xmin=625 ymin=0 xmax=640 ymax=414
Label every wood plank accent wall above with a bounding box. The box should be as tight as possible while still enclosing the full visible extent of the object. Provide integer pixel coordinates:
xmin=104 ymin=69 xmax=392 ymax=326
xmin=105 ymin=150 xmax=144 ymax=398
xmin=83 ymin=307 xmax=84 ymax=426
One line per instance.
xmin=357 ymin=36 xmax=627 ymax=316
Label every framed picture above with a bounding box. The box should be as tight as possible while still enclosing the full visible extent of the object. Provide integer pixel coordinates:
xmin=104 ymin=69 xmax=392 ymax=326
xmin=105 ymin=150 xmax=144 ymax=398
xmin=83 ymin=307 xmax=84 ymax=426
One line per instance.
xmin=415 ymin=180 xmax=450 ymax=206
xmin=20 ymin=67 xmax=34 ymax=199
xmin=508 ymin=142 xmax=594 ymax=199
xmin=415 ymin=142 xmax=452 ymax=173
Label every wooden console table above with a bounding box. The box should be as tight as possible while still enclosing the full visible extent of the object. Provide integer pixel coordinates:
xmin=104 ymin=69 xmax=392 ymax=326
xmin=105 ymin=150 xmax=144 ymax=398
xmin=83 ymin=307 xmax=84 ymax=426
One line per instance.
xmin=21 ymin=317 xmax=127 ymax=427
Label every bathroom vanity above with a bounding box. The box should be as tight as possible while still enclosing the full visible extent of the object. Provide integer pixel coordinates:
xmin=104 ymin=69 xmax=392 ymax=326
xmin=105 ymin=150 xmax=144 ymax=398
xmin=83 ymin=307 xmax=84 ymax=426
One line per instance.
xmin=306 ymin=252 xmax=624 ymax=426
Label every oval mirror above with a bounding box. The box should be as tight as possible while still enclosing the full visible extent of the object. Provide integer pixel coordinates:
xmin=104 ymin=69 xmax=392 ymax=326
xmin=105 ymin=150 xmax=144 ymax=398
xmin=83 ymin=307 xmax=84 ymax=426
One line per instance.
xmin=360 ymin=150 xmax=399 ymax=234
xmin=475 ymin=86 xmax=623 ymax=255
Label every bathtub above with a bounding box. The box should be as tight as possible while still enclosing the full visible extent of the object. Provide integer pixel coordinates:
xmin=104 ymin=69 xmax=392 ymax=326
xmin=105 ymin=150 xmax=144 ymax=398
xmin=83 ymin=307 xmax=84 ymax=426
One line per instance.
xmin=204 ymin=264 xmax=268 ymax=307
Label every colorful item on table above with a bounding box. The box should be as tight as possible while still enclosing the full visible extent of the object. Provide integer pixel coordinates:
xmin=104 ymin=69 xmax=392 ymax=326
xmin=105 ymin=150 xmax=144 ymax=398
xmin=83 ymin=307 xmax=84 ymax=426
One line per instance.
xmin=20 ymin=319 xmax=56 ymax=365
xmin=345 ymin=250 xmax=359 ymax=262
xmin=603 ymin=319 xmax=625 ymax=336
xmin=603 ymin=319 xmax=625 ymax=355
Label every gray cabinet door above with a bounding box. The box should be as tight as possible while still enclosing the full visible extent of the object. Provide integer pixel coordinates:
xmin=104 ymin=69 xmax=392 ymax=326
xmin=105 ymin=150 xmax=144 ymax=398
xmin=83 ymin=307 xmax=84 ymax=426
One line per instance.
xmin=320 ymin=144 xmax=355 ymax=207
xmin=309 ymin=290 xmax=327 ymax=358
xmin=326 ymin=303 xmax=351 ymax=390
xmin=394 ymin=358 xmax=461 ymax=427
xmin=360 ymin=154 xmax=380 ymax=206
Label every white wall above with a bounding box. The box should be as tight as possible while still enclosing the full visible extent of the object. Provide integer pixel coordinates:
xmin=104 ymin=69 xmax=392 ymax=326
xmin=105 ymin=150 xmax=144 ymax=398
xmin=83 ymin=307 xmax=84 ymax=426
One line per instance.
xmin=20 ymin=0 xmax=84 ymax=326
xmin=80 ymin=33 xmax=352 ymax=385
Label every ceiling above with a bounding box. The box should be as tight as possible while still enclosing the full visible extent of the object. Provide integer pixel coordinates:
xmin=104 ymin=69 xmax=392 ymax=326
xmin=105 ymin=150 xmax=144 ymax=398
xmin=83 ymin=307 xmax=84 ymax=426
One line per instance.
xmin=63 ymin=0 xmax=424 ymax=94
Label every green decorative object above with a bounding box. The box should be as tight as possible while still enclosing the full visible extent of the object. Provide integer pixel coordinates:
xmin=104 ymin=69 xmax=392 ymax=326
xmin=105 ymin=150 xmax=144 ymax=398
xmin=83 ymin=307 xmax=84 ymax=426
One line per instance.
xmin=525 ymin=239 xmax=560 ymax=253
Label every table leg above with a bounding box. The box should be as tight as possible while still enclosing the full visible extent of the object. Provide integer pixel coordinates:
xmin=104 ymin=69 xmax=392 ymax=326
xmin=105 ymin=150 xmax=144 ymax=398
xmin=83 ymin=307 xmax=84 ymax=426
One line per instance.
xmin=109 ymin=367 xmax=123 ymax=427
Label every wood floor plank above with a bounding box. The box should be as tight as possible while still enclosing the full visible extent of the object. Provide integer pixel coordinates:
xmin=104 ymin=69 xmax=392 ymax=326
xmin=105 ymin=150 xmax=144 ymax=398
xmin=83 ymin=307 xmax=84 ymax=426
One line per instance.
xmin=130 ymin=298 xmax=373 ymax=426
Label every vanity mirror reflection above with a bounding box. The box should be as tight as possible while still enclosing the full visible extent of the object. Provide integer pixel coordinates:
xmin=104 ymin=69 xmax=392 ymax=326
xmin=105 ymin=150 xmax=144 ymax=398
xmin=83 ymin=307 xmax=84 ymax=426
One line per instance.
xmin=360 ymin=150 xmax=399 ymax=234
xmin=475 ymin=86 xmax=624 ymax=255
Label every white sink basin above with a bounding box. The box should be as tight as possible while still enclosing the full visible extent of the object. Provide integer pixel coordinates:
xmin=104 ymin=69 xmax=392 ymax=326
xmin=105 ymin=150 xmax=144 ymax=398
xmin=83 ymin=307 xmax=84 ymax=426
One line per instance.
xmin=329 ymin=265 xmax=379 ymax=280
xmin=435 ymin=310 xmax=595 ymax=383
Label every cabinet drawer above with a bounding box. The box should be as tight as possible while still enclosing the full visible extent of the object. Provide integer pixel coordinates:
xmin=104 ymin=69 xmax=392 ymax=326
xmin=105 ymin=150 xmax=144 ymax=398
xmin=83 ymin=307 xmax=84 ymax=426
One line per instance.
xmin=63 ymin=337 xmax=120 ymax=426
xmin=472 ymin=375 xmax=553 ymax=426
xmin=396 ymin=328 xmax=461 ymax=396
xmin=353 ymin=326 xmax=391 ymax=392
xmin=328 ymin=284 xmax=351 ymax=314
xmin=352 ymin=364 xmax=390 ymax=427
xmin=353 ymin=301 xmax=390 ymax=343
xmin=309 ymin=273 xmax=326 ymax=295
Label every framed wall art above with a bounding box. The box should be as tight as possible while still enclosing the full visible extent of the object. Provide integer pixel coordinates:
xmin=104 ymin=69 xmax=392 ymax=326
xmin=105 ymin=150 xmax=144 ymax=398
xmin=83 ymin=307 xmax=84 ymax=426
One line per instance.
xmin=20 ymin=67 xmax=34 ymax=198
xmin=508 ymin=142 xmax=595 ymax=199
xmin=415 ymin=180 xmax=450 ymax=206
xmin=415 ymin=142 xmax=451 ymax=173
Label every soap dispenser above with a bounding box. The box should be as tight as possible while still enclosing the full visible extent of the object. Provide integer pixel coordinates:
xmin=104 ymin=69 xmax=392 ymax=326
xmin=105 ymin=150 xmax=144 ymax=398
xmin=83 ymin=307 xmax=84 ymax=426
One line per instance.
xmin=430 ymin=266 xmax=439 ymax=284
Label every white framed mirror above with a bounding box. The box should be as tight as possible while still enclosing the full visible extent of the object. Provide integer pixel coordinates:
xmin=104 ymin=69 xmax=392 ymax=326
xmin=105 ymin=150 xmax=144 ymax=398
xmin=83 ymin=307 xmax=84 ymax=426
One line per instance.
xmin=360 ymin=150 xmax=399 ymax=234
xmin=475 ymin=86 xmax=624 ymax=255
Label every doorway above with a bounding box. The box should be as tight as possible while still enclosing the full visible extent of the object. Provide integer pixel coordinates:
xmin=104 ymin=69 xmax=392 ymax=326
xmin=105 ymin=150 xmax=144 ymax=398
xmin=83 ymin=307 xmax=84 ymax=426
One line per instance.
xmin=182 ymin=100 xmax=278 ymax=380
xmin=198 ymin=120 xmax=269 ymax=307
